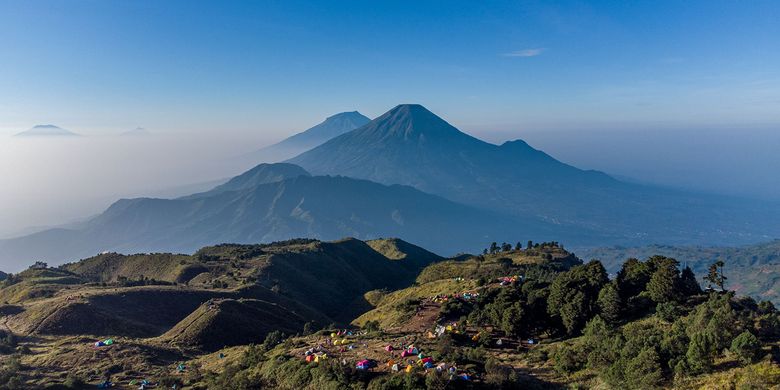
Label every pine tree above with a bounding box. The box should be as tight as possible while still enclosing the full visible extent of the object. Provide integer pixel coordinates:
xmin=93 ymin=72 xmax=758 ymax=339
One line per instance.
xmin=686 ymin=332 xmax=715 ymax=374
xmin=647 ymin=258 xmax=680 ymax=303
xmin=679 ymin=266 xmax=702 ymax=296
xmin=597 ymin=283 xmax=622 ymax=326
xmin=730 ymin=331 xmax=762 ymax=365
xmin=704 ymin=260 xmax=727 ymax=291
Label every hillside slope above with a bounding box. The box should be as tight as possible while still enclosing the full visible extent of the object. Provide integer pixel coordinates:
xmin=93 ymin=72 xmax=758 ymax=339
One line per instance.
xmin=0 ymin=165 xmax=564 ymax=269
xmin=0 ymin=237 xmax=441 ymax=342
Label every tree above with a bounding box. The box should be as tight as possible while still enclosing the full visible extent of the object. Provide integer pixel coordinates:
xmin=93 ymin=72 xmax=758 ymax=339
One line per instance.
xmin=687 ymin=293 xmax=741 ymax=351
xmin=704 ymin=260 xmax=727 ymax=291
xmin=500 ymin=302 xmax=525 ymax=337
xmin=679 ymin=266 xmax=702 ymax=296
xmin=489 ymin=242 xmax=499 ymax=254
xmin=302 ymin=321 xmax=315 ymax=335
xmin=624 ymin=348 xmax=663 ymax=389
xmin=597 ymin=283 xmax=622 ymax=326
xmin=29 ymin=261 xmax=48 ymax=269
xmin=548 ymin=261 xmax=609 ymax=335
xmin=527 ymin=240 xmax=533 ymax=250
xmin=515 ymin=242 xmax=522 ymax=250
xmin=647 ymin=257 xmax=680 ymax=303
xmin=758 ymin=300 xmax=776 ymax=314
xmin=261 ymin=330 xmax=284 ymax=352
xmin=559 ymin=292 xmax=588 ymax=335
xmin=730 ymin=331 xmax=762 ymax=365
xmin=501 ymin=242 xmax=512 ymax=252
xmin=686 ymin=332 xmax=715 ymax=374
xmin=616 ymin=258 xmax=653 ymax=299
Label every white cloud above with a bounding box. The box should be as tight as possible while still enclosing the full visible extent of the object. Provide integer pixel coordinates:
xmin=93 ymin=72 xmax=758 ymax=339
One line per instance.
xmin=503 ymin=48 xmax=545 ymax=57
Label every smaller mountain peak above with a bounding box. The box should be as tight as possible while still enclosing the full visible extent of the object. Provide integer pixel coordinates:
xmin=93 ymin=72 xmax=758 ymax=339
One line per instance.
xmin=121 ymin=127 xmax=151 ymax=136
xmin=500 ymin=139 xmax=532 ymax=149
xmin=16 ymin=124 xmax=78 ymax=137
xmin=326 ymin=111 xmax=366 ymax=120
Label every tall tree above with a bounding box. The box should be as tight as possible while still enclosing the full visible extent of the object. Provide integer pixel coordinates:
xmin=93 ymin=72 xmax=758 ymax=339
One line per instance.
xmin=647 ymin=257 xmax=680 ymax=303
xmin=704 ymin=260 xmax=727 ymax=291
xmin=616 ymin=258 xmax=653 ymax=299
xmin=686 ymin=332 xmax=715 ymax=374
xmin=597 ymin=282 xmax=622 ymax=326
xmin=679 ymin=266 xmax=702 ymax=296
xmin=548 ymin=261 xmax=609 ymax=335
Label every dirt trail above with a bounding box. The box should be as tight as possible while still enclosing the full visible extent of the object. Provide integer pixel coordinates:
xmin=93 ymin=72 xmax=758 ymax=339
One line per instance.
xmin=395 ymin=299 xmax=440 ymax=334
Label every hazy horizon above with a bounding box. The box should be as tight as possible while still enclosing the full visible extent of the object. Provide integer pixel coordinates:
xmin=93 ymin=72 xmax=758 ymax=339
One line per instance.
xmin=2 ymin=114 xmax=779 ymax=239
xmin=1 ymin=0 xmax=779 ymax=239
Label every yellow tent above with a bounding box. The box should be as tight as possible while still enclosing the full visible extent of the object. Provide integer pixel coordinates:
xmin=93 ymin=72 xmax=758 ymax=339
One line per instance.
xmin=405 ymin=365 xmax=413 ymax=373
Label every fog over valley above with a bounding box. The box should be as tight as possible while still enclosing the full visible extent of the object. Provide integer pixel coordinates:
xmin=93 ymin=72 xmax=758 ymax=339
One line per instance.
xmin=0 ymin=132 xmax=278 ymax=238
xmin=2 ymin=123 xmax=779 ymax=239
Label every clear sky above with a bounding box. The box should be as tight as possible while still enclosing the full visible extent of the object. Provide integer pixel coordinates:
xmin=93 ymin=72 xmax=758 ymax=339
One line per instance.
xmin=1 ymin=0 xmax=779 ymax=137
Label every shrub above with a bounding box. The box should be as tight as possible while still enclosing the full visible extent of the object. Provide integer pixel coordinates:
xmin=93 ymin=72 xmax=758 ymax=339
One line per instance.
xmin=731 ymin=331 xmax=763 ymax=365
xmin=686 ymin=332 xmax=716 ymax=374
xmin=656 ymin=301 xmax=681 ymax=322
xmin=552 ymin=342 xmax=586 ymax=375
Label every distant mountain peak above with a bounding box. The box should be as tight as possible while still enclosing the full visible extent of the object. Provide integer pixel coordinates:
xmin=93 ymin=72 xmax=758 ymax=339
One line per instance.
xmin=353 ymin=104 xmax=472 ymax=142
xmin=121 ymin=127 xmax=151 ymax=136
xmin=325 ymin=111 xmax=367 ymax=121
xmin=247 ymin=110 xmax=370 ymax=163
xmin=16 ymin=124 xmax=79 ymax=137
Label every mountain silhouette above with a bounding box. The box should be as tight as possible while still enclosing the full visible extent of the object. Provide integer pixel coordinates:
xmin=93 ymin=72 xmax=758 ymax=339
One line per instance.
xmin=248 ymin=111 xmax=370 ymax=162
xmin=15 ymin=124 xmax=79 ymax=137
xmin=289 ymin=104 xmax=780 ymax=245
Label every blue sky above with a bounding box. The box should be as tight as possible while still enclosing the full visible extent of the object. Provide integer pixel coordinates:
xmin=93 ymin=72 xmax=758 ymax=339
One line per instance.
xmin=0 ymin=0 xmax=779 ymax=137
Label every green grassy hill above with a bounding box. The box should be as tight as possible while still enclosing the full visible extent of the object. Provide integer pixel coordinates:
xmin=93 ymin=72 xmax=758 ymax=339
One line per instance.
xmin=0 ymin=237 xmax=438 ymax=345
xmin=158 ymin=298 xmax=308 ymax=352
